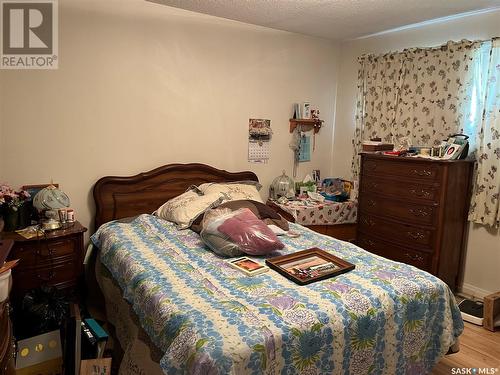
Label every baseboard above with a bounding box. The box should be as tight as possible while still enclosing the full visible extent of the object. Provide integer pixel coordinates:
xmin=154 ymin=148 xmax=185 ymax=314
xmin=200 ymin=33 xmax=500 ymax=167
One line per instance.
xmin=460 ymin=283 xmax=494 ymax=300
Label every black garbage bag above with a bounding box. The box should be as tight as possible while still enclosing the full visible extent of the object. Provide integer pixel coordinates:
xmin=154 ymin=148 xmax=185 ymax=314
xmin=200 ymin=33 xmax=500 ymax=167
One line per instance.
xmin=16 ymin=286 xmax=69 ymax=339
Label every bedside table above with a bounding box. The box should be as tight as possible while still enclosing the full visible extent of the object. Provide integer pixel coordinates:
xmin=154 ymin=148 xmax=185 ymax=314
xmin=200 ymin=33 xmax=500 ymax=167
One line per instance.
xmin=1 ymin=222 xmax=87 ymax=301
xmin=266 ymin=199 xmax=357 ymax=242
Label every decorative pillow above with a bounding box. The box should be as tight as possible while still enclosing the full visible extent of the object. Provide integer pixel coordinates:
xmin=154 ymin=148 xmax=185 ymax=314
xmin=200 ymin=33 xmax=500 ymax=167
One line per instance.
xmin=200 ymin=208 xmax=284 ymax=257
xmin=155 ymin=190 xmax=224 ymax=229
xmin=190 ymin=199 xmax=289 ymax=234
xmin=198 ymin=182 xmax=264 ymax=203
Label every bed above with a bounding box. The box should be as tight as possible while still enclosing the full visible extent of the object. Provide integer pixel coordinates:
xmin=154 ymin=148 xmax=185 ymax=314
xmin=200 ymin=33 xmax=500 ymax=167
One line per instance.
xmin=90 ymin=163 xmax=463 ymax=375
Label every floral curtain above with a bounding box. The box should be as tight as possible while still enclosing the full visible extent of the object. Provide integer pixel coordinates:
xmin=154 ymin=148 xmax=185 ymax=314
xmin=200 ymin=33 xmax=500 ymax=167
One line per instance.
xmin=352 ymin=40 xmax=482 ymax=178
xmin=468 ymin=39 xmax=500 ymax=227
xmin=351 ymin=54 xmax=404 ymax=176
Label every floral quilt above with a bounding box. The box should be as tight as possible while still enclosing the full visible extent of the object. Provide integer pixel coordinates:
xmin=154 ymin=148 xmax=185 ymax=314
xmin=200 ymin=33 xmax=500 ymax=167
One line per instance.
xmin=91 ymin=214 xmax=463 ymax=375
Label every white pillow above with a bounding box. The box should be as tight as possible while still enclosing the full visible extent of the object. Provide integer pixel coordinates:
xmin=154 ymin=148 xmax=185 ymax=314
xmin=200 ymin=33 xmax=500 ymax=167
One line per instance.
xmin=155 ymin=190 xmax=224 ymax=229
xmin=198 ymin=182 xmax=264 ymax=203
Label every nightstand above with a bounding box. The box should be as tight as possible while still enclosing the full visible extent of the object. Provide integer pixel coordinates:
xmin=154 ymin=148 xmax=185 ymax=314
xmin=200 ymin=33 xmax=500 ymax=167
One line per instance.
xmin=1 ymin=222 xmax=87 ymax=301
xmin=266 ymin=199 xmax=357 ymax=242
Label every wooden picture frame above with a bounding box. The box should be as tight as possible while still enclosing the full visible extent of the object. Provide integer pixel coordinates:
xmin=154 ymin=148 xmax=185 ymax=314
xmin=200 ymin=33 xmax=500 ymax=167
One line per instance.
xmin=266 ymin=248 xmax=355 ymax=285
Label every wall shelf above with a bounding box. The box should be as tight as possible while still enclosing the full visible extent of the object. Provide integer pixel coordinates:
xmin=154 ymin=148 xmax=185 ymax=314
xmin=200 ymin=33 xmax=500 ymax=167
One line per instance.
xmin=289 ymin=118 xmax=323 ymax=133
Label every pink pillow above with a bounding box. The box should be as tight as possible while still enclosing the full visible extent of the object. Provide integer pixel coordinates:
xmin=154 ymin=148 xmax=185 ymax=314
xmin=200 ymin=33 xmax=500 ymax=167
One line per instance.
xmin=217 ymin=208 xmax=284 ymax=255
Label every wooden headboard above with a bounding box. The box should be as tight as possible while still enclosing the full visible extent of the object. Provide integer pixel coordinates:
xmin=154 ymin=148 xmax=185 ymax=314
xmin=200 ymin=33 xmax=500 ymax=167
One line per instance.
xmin=93 ymin=163 xmax=259 ymax=230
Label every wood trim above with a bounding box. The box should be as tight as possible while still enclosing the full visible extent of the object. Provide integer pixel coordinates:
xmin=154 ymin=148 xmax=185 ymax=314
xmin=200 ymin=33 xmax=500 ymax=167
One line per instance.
xmin=484 ymin=291 xmax=500 ymax=332
xmin=93 ymin=163 xmax=259 ymax=230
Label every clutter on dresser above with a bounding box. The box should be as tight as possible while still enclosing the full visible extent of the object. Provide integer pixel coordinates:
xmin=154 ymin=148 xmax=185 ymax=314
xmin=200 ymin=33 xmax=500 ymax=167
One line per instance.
xmin=361 ymin=133 xmax=470 ymax=161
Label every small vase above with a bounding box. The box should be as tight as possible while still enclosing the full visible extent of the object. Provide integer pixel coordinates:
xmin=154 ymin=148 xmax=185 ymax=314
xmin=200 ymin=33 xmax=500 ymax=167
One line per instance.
xmin=3 ymin=207 xmax=19 ymax=232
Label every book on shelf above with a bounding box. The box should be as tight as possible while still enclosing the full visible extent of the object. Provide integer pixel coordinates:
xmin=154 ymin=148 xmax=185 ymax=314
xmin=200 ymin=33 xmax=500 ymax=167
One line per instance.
xmin=83 ymin=318 xmax=109 ymax=359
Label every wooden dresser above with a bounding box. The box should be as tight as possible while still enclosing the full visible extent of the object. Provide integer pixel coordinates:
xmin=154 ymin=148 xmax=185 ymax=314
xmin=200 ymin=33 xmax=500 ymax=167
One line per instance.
xmin=357 ymin=153 xmax=474 ymax=291
xmin=2 ymin=222 xmax=87 ymax=301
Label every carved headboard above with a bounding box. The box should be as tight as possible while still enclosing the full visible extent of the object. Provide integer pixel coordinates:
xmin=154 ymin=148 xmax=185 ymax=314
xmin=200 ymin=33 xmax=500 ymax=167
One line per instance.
xmin=93 ymin=163 xmax=259 ymax=230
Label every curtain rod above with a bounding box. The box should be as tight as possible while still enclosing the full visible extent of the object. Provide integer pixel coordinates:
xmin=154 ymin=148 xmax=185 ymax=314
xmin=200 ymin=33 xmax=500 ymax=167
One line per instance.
xmin=358 ymin=37 xmax=498 ymax=61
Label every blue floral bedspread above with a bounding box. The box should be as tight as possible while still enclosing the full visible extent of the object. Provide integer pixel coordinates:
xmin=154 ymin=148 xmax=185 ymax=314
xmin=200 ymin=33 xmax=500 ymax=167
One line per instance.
xmin=91 ymin=214 xmax=463 ymax=375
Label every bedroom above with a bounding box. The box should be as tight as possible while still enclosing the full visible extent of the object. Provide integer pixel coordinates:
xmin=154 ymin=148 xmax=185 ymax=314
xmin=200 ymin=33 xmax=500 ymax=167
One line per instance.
xmin=0 ymin=0 xmax=499 ymax=374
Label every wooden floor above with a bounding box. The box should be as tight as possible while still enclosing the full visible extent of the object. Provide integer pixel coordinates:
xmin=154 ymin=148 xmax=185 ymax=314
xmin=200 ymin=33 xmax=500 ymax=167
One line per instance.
xmin=432 ymin=322 xmax=500 ymax=374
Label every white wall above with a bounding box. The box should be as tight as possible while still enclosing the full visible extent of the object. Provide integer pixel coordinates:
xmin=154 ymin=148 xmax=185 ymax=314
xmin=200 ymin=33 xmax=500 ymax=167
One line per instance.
xmin=334 ymin=9 xmax=500 ymax=295
xmin=0 ymin=0 xmax=339 ymax=234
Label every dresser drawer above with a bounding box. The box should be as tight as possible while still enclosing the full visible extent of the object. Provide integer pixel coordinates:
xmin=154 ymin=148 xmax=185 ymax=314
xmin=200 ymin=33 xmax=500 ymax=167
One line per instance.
xmin=12 ymin=257 xmax=78 ymax=294
xmin=358 ymin=214 xmax=434 ymax=248
xmin=360 ymin=195 xmax=437 ymax=226
xmin=357 ymin=233 xmax=432 ymax=271
xmin=360 ymin=176 xmax=440 ymax=203
xmin=362 ymin=158 xmax=441 ymax=181
xmin=11 ymin=237 xmax=78 ymax=268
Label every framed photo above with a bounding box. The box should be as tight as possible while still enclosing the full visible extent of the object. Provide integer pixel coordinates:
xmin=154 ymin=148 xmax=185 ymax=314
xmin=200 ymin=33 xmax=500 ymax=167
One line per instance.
xmin=266 ymin=248 xmax=355 ymax=285
xmin=302 ymin=102 xmax=311 ymax=119
xmin=442 ymin=143 xmax=463 ymax=160
xmin=226 ymin=257 xmax=269 ymax=276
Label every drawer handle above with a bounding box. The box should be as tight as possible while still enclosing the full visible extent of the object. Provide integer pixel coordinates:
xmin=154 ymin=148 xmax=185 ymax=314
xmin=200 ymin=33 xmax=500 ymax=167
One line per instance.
xmin=409 ymin=188 xmax=431 ymax=198
xmin=405 ymin=252 xmax=424 ymax=262
xmin=365 ymin=162 xmax=377 ymax=171
xmin=367 ymin=182 xmax=379 ymax=189
xmin=37 ymin=271 xmax=55 ymax=282
xmin=406 ymin=231 xmax=425 ymax=240
xmin=409 ymin=208 xmax=430 ymax=217
xmin=36 ymin=248 xmax=55 ymax=257
xmin=410 ymin=169 xmax=432 ymax=177
xmin=367 ymin=199 xmax=376 ymax=207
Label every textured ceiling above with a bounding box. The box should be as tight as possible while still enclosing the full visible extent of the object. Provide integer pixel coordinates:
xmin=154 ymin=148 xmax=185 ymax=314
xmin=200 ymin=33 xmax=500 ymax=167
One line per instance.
xmin=146 ymin=0 xmax=500 ymax=41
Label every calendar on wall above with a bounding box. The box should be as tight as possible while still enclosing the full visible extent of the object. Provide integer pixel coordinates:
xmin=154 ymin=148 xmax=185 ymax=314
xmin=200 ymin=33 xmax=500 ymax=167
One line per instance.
xmin=248 ymin=119 xmax=272 ymax=163
xmin=248 ymin=140 xmax=270 ymax=163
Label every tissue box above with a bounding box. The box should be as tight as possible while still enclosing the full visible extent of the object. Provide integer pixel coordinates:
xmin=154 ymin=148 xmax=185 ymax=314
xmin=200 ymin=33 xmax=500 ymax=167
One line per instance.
xmin=15 ymin=330 xmax=62 ymax=375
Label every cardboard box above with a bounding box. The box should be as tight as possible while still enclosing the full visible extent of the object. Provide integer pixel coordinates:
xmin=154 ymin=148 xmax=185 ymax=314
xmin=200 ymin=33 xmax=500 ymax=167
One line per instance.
xmin=80 ymin=358 xmax=112 ymax=375
xmin=15 ymin=330 xmax=62 ymax=375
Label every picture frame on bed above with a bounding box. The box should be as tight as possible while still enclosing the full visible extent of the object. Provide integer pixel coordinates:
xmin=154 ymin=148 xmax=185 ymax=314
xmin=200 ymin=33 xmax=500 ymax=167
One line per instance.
xmin=226 ymin=257 xmax=269 ymax=276
xmin=266 ymin=248 xmax=355 ymax=285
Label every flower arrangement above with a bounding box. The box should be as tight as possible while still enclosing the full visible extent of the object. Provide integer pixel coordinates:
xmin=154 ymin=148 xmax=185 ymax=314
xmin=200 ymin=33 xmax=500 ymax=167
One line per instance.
xmin=0 ymin=183 xmax=31 ymax=211
xmin=0 ymin=184 xmax=32 ymax=231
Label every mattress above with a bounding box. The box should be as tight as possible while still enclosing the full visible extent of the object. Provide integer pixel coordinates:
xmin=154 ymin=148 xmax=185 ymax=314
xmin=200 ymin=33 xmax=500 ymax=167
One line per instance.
xmin=91 ymin=214 xmax=463 ymax=375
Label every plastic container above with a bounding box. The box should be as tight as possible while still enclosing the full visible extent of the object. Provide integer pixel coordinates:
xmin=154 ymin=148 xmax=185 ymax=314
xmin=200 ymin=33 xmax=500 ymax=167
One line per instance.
xmin=0 ymin=270 xmax=12 ymax=302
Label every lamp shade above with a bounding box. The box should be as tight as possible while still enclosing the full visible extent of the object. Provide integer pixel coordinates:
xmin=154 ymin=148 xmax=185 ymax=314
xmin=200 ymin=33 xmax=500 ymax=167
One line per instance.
xmin=33 ymin=185 xmax=70 ymax=212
